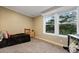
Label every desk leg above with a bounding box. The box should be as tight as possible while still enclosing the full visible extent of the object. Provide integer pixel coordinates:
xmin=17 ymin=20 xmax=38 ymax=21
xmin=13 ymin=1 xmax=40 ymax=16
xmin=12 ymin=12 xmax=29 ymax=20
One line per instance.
xmin=68 ymin=35 xmax=70 ymax=48
xmin=67 ymin=35 xmax=70 ymax=52
xmin=63 ymin=35 xmax=70 ymax=52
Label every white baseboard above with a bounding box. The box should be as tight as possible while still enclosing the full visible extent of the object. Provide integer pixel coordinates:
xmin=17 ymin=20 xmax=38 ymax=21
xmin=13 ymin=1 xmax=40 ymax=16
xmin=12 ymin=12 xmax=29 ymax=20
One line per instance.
xmin=35 ymin=37 xmax=64 ymax=47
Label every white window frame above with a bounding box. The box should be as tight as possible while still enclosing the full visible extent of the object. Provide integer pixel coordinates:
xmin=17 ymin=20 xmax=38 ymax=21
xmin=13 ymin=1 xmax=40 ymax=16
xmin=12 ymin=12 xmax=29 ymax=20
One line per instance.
xmin=42 ymin=7 xmax=79 ymax=38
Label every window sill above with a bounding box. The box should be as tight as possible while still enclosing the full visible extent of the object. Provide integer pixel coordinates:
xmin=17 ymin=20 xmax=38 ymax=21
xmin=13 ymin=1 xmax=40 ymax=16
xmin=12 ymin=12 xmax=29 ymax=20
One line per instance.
xmin=43 ymin=32 xmax=67 ymax=38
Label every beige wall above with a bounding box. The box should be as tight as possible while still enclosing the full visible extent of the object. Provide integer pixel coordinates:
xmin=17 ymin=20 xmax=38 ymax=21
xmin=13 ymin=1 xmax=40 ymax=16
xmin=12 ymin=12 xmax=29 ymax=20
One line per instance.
xmin=0 ymin=7 xmax=33 ymax=34
xmin=33 ymin=16 xmax=68 ymax=46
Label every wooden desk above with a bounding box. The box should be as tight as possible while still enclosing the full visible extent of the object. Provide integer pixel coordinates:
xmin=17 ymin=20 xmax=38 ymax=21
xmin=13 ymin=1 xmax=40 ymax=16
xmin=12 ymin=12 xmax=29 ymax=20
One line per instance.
xmin=24 ymin=29 xmax=35 ymax=38
xmin=24 ymin=29 xmax=30 ymax=35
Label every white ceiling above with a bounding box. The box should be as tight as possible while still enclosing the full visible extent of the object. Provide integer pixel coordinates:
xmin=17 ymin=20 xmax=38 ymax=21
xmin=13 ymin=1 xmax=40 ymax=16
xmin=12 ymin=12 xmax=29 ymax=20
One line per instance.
xmin=4 ymin=6 xmax=60 ymax=17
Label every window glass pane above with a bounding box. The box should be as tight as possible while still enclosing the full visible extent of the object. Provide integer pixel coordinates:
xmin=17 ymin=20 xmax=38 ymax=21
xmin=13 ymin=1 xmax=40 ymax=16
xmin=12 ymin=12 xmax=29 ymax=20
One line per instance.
xmin=59 ymin=24 xmax=76 ymax=35
xmin=45 ymin=16 xmax=55 ymax=33
xmin=59 ymin=11 xmax=77 ymax=35
xmin=46 ymin=25 xmax=54 ymax=33
xmin=46 ymin=16 xmax=54 ymax=25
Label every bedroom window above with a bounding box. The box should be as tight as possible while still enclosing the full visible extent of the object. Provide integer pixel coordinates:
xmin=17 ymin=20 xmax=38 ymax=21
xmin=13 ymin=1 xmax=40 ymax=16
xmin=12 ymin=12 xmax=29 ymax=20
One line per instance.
xmin=43 ymin=7 xmax=79 ymax=37
xmin=59 ymin=11 xmax=77 ymax=35
xmin=45 ymin=16 xmax=55 ymax=33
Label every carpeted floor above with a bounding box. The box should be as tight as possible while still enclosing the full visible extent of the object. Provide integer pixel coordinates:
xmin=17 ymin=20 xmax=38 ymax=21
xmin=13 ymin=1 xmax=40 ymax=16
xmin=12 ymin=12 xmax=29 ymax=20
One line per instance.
xmin=0 ymin=38 xmax=68 ymax=53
